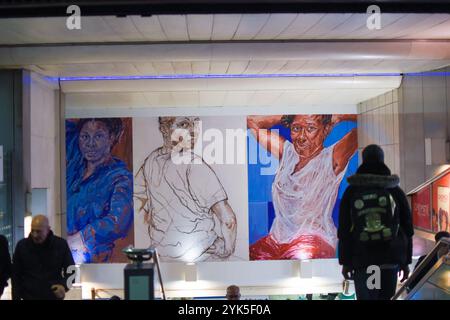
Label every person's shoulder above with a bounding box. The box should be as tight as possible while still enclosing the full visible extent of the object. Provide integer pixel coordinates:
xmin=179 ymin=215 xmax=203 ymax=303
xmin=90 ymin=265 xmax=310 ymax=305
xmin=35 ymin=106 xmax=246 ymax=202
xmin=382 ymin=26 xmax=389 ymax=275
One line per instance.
xmin=52 ymin=235 xmax=70 ymax=247
xmin=187 ymin=157 xmax=215 ymax=175
xmin=108 ymin=158 xmax=133 ymax=179
xmin=0 ymin=234 xmax=7 ymax=243
xmin=389 ymin=185 xmax=408 ymax=198
xmin=141 ymin=148 xmax=167 ymax=168
xmin=15 ymin=237 xmax=30 ymax=250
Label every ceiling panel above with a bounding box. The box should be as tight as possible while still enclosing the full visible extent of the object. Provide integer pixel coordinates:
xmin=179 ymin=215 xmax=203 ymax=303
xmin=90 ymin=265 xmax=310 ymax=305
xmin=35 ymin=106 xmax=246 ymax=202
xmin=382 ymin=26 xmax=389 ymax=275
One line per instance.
xmin=209 ymin=61 xmax=230 ymax=74
xmin=172 ymin=61 xmax=193 ymax=74
xmin=226 ymin=61 xmax=250 ymax=74
xmin=172 ymin=91 xmax=199 ymax=107
xmin=102 ymin=16 xmax=142 ymax=41
xmin=130 ymin=16 xmax=167 ymax=41
xmin=31 ymin=57 xmax=450 ymax=78
xmin=199 ymin=91 xmax=227 ymax=106
xmin=210 ymin=14 xmax=242 ymax=41
xmin=371 ymin=14 xmax=433 ymax=39
xmin=158 ymin=15 xmax=189 ymax=41
xmin=247 ymin=91 xmax=283 ymax=107
xmin=340 ymin=14 xmax=405 ymax=39
xmin=191 ymin=61 xmax=210 ymax=74
xmin=275 ymin=14 xmax=324 ymax=39
xmin=133 ymin=62 xmax=158 ymax=75
xmin=389 ymin=14 xmax=450 ymax=39
xmin=252 ymin=14 xmax=298 ymax=40
xmin=1 ymin=13 xmax=450 ymax=45
xmin=65 ymin=87 xmax=398 ymax=109
xmin=143 ymin=92 xmax=175 ymax=106
xmin=260 ymin=61 xmax=288 ymax=74
xmin=187 ymin=14 xmax=213 ymax=41
xmin=277 ymin=60 xmax=308 ymax=74
xmin=411 ymin=19 xmax=450 ymax=39
xmin=320 ymin=13 xmax=366 ymax=39
xmin=301 ymin=13 xmax=354 ymax=38
xmin=223 ymin=91 xmax=256 ymax=107
xmin=153 ymin=62 xmax=176 ymax=74
xmin=273 ymin=91 xmax=311 ymax=106
xmin=242 ymin=60 xmax=268 ymax=74
xmin=232 ymin=14 xmax=271 ymax=40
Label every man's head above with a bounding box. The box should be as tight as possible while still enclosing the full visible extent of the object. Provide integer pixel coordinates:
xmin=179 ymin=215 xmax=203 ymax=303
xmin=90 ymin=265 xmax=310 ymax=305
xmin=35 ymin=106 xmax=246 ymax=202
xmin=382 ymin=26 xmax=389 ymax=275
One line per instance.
xmin=282 ymin=115 xmax=332 ymax=160
xmin=30 ymin=215 xmax=50 ymax=244
xmin=226 ymin=285 xmax=241 ymax=300
xmin=434 ymin=231 xmax=449 ymax=259
xmin=158 ymin=116 xmax=200 ymax=151
xmin=435 ymin=231 xmax=450 ymax=242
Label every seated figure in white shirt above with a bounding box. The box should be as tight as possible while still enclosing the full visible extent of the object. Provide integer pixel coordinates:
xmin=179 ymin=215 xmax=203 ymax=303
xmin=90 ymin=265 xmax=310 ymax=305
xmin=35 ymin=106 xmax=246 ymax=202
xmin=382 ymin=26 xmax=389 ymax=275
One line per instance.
xmin=135 ymin=116 xmax=237 ymax=262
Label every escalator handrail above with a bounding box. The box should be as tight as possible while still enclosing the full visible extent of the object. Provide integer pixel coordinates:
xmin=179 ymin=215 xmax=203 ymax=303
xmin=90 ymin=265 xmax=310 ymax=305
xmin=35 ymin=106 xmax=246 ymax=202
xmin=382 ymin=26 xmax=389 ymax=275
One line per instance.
xmin=392 ymin=237 xmax=450 ymax=300
xmin=402 ymin=253 xmax=449 ymax=300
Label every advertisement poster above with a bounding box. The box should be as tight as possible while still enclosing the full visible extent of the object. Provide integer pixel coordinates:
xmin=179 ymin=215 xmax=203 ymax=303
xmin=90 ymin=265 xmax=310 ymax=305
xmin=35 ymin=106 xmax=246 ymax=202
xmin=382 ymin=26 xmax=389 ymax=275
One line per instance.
xmin=435 ymin=186 xmax=449 ymax=232
xmin=412 ymin=185 xmax=431 ymax=231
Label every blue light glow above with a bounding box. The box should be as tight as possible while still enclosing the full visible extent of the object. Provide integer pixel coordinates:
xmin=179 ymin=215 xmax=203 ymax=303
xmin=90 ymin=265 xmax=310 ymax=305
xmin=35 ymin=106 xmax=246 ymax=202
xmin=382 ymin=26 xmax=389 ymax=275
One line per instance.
xmin=48 ymin=71 xmax=450 ymax=82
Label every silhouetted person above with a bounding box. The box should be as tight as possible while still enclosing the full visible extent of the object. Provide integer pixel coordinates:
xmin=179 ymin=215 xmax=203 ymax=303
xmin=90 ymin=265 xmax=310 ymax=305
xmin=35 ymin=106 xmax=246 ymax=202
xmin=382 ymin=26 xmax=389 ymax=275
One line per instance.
xmin=12 ymin=215 xmax=75 ymax=300
xmin=226 ymin=285 xmax=241 ymax=300
xmin=338 ymin=144 xmax=414 ymax=300
xmin=0 ymin=234 xmax=11 ymax=298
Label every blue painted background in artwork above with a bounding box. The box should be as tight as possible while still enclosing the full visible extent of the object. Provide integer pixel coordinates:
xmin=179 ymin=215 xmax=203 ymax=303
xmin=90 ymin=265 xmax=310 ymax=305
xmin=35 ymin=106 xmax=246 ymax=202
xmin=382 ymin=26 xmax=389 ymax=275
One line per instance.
xmin=248 ymin=120 xmax=358 ymax=245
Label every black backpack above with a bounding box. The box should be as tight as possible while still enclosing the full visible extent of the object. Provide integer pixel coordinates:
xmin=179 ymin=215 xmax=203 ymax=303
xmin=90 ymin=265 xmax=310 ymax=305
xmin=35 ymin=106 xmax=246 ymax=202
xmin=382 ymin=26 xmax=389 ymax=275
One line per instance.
xmin=350 ymin=188 xmax=399 ymax=243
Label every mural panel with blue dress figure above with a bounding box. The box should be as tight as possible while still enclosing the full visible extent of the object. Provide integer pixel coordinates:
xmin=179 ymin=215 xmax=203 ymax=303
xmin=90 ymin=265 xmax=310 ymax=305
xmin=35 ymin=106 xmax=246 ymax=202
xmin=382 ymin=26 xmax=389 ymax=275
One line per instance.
xmin=66 ymin=118 xmax=134 ymax=263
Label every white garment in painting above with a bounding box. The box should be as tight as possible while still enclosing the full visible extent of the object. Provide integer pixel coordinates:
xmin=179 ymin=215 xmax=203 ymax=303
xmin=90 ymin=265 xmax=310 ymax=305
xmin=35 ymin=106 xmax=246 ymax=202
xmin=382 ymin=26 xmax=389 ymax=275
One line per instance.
xmin=271 ymin=140 xmax=346 ymax=248
xmin=135 ymin=148 xmax=227 ymax=262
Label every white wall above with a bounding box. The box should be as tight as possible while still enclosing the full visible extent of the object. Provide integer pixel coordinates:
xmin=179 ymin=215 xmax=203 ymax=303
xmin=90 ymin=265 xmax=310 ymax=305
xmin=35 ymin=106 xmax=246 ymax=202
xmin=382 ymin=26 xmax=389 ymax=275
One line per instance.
xmin=79 ymin=259 xmax=346 ymax=299
xmin=23 ymin=71 xmax=62 ymax=234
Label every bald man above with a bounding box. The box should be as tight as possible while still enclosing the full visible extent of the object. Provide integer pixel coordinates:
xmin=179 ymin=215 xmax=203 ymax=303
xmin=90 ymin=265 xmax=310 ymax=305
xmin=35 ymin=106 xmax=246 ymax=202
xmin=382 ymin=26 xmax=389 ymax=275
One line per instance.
xmin=12 ymin=215 xmax=75 ymax=300
xmin=226 ymin=285 xmax=241 ymax=300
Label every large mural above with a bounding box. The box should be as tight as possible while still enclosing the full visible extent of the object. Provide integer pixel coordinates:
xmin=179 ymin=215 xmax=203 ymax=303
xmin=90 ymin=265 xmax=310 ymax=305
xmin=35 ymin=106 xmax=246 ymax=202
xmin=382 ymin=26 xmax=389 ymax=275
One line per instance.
xmin=247 ymin=115 xmax=358 ymax=260
xmin=65 ymin=114 xmax=357 ymax=263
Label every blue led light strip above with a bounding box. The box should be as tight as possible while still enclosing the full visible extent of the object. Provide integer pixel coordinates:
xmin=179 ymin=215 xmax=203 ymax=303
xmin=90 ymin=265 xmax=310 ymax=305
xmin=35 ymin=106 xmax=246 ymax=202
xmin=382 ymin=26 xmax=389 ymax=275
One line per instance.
xmin=51 ymin=71 xmax=450 ymax=82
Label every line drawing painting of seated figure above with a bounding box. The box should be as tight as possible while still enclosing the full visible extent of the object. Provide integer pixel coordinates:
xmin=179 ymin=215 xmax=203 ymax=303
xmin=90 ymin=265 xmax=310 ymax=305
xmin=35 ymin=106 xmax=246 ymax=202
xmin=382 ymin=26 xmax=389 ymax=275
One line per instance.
xmin=134 ymin=116 xmax=237 ymax=262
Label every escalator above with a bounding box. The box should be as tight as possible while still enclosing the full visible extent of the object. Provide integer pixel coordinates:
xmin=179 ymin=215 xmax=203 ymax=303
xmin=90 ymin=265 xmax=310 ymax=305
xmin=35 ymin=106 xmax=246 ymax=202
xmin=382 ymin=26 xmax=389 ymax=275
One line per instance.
xmin=392 ymin=238 xmax=449 ymax=300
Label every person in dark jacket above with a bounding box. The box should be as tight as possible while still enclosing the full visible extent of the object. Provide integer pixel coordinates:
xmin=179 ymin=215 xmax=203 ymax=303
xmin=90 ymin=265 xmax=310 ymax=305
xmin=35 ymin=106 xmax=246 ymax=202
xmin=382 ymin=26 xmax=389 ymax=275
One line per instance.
xmin=0 ymin=234 xmax=12 ymax=298
xmin=12 ymin=215 xmax=75 ymax=300
xmin=338 ymin=144 xmax=414 ymax=300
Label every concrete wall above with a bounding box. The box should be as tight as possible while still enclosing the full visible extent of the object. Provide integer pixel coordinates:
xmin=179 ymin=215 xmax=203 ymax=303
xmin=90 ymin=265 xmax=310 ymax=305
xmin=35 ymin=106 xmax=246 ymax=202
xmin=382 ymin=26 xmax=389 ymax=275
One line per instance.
xmin=357 ymin=89 xmax=401 ymax=177
xmin=358 ymin=67 xmax=450 ymax=192
xmin=399 ymin=67 xmax=450 ymax=193
xmin=22 ymin=71 xmax=62 ymax=235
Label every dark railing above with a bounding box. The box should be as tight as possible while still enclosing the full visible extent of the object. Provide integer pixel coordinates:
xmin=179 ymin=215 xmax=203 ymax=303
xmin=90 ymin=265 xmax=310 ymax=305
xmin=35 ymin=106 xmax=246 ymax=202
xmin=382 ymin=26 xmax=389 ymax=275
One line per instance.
xmin=392 ymin=238 xmax=449 ymax=300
